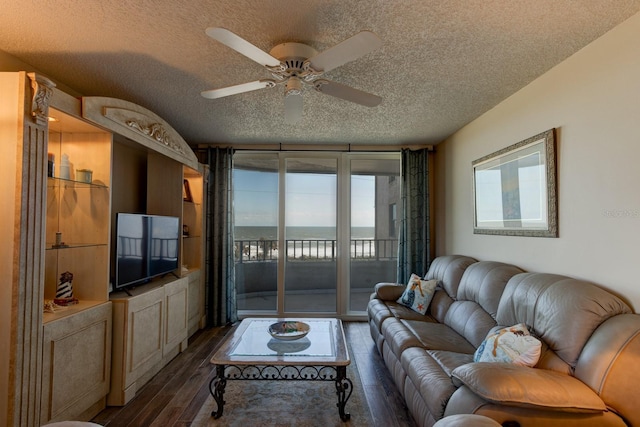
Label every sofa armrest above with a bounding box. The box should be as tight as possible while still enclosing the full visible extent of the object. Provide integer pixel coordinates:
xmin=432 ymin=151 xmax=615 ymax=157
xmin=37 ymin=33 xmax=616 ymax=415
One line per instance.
xmin=374 ymin=282 xmax=404 ymax=301
xmin=451 ymin=362 xmax=606 ymax=413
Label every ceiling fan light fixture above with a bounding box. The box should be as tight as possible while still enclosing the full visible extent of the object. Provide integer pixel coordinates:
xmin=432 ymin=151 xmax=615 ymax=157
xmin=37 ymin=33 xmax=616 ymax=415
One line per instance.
xmin=285 ymin=77 xmax=302 ymax=97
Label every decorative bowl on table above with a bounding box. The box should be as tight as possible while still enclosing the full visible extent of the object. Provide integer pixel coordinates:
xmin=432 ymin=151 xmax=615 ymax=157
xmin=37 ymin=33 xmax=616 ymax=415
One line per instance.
xmin=268 ymin=321 xmax=310 ymax=341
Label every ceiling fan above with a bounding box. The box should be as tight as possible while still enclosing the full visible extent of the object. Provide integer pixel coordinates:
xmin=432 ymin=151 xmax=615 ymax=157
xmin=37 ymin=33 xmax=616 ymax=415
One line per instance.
xmin=201 ymin=27 xmax=383 ymax=123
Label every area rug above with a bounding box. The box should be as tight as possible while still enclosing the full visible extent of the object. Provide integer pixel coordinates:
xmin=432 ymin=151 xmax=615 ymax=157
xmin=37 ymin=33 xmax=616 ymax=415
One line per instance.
xmin=192 ymin=355 xmax=373 ymax=426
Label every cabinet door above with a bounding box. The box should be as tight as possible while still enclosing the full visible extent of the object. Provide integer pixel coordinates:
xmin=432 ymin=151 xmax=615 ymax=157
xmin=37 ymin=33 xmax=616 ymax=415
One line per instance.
xmin=109 ymin=285 xmax=165 ymax=406
xmin=164 ymin=277 xmax=189 ymax=357
xmin=41 ymin=302 xmax=112 ymax=424
xmin=124 ymin=286 xmax=165 ymax=389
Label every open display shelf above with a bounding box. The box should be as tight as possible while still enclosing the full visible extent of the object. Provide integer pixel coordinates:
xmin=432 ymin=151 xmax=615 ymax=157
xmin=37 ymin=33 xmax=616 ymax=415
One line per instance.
xmin=44 ymin=107 xmax=112 ymax=323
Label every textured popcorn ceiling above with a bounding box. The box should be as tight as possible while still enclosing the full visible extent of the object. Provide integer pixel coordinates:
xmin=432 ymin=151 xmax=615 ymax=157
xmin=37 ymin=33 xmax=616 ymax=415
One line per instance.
xmin=1 ymin=1 xmax=639 ymax=146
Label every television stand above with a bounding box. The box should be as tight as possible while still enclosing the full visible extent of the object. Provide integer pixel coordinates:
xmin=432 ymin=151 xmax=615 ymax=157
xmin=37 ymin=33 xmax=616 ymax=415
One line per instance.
xmin=109 ymin=275 xmax=189 ymax=405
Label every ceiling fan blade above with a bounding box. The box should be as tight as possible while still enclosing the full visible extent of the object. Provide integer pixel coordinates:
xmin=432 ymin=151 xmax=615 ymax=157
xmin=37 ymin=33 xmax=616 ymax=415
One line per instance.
xmin=313 ymin=80 xmax=382 ymax=107
xmin=284 ymin=92 xmax=303 ymax=124
xmin=306 ymin=31 xmax=382 ymax=73
xmin=201 ymin=79 xmax=276 ymax=99
xmin=205 ymin=27 xmax=280 ymax=68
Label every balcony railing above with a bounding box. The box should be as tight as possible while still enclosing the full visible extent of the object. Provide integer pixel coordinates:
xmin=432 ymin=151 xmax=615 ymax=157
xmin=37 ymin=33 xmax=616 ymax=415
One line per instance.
xmin=234 ymin=239 xmax=398 ymax=263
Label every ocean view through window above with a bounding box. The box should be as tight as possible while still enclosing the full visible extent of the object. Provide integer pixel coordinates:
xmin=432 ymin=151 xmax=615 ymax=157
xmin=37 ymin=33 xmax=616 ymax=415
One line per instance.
xmin=233 ymin=152 xmax=401 ymax=317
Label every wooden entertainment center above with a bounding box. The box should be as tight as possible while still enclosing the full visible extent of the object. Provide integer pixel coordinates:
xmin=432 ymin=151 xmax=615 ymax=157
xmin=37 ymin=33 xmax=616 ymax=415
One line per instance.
xmin=1 ymin=72 xmax=207 ymax=425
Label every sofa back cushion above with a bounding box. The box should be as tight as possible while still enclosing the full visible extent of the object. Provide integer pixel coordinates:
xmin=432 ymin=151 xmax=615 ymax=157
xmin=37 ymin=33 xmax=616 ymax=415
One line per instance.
xmin=444 ymin=261 xmax=524 ymax=347
xmin=424 ymin=255 xmax=477 ymax=322
xmin=575 ymin=314 xmax=640 ymax=427
xmin=496 ymin=273 xmax=632 ymax=372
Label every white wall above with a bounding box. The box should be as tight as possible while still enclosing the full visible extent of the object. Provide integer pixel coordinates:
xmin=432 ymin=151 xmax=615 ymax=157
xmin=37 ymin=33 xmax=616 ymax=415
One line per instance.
xmin=437 ymin=11 xmax=640 ymax=311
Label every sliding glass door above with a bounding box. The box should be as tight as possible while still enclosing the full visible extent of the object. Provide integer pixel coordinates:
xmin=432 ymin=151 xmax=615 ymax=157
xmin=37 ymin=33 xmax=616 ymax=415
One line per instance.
xmin=233 ymin=152 xmax=400 ymax=317
xmin=349 ymin=157 xmax=401 ymax=311
xmin=233 ymin=154 xmax=279 ymax=311
xmin=284 ymin=157 xmax=337 ymax=312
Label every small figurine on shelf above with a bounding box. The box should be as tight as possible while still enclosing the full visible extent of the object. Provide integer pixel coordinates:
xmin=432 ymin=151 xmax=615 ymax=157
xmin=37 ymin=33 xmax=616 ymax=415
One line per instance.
xmin=54 ymin=271 xmax=78 ymax=306
xmin=43 ymin=300 xmax=61 ymax=313
xmin=52 ymin=231 xmax=68 ymax=249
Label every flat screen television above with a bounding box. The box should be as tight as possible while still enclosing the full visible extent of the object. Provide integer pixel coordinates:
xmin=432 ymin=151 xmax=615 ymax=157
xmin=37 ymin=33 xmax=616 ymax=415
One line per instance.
xmin=114 ymin=213 xmax=180 ymax=291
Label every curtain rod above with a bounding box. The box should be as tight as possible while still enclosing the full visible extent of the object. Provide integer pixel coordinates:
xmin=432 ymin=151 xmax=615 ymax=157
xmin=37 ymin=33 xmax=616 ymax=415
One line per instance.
xmin=194 ymin=143 xmax=434 ymax=152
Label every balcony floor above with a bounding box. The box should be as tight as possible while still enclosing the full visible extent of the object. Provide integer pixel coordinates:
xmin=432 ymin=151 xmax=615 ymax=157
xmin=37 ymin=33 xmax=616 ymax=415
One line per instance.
xmin=237 ymin=288 xmax=373 ymax=314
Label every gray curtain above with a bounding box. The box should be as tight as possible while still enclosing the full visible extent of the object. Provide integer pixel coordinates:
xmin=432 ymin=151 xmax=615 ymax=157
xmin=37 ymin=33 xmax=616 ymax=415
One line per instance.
xmin=397 ymin=148 xmax=432 ymax=284
xmin=204 ymin=147 xmax=237 ymax=327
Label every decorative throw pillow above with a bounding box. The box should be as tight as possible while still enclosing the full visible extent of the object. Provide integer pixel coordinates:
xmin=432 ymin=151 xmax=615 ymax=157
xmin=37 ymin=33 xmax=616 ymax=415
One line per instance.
xmin=396 ymin=274 xmax=438 ymax=315
xmin=474 ymin=323 xmax=542 ymax=367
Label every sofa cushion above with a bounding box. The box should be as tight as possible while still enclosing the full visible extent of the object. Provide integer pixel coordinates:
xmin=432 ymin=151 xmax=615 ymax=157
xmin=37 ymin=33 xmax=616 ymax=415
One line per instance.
xmin=474 ymin=323 xmax=541 ymax=367
xmin=496 ymin=273 xmax=632 ymax=369
xmin=402 ymin=347 xmax=459 ymax=420
xmin=382 ymin=317 xmax=424 ymax=356
xmin=397 ymin=274 xmax=438 ymax=314
xmin=456 ymin=261 xmax=524 ymax=320
xmin=444 ymin=262 xmax=524 ymax=348
xmin=402 ymin=320 xmax=476 ymax=354
xmin=389 ymin=301 xmax=437 ymax=321
xmin=451 ymin=363 xmax=607 ymax=413
xmin=428 ymin=288 xmax=456 ymax=323
xmin=444 ymin=301 xmax=500 ymax=349
xmin=426 ymin=350 xmax=474 ymax=377
xmin=424 ymin=255 xmax=477 ymax=300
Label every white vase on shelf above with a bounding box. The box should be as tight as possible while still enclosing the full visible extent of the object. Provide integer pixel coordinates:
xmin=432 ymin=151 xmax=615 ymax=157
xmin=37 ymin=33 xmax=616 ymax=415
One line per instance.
xmin=59 ymin=153 xmax=70 ymax=179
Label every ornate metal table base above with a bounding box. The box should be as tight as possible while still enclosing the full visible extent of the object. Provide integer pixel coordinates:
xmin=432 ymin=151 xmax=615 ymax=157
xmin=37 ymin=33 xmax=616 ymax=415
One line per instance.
xmin=209 ymin=364 xmax=353 ymax=421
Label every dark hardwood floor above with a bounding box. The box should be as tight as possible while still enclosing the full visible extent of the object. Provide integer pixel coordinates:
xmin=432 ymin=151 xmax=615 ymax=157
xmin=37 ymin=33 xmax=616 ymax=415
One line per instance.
xmin=92 ymin=321 xmax=417 ymax=426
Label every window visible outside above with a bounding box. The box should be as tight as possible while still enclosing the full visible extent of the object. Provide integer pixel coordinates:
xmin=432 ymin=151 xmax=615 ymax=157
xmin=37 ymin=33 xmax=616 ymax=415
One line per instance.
xmin=285 ymin=158 xmax=337 ymax=312
xmin=233 ymin=154 xmax=278 ymax=311
xmin=350 ymin=158 xmax=401 ymax=312
xmin=233 ymin=152 xmax=401 ymax=317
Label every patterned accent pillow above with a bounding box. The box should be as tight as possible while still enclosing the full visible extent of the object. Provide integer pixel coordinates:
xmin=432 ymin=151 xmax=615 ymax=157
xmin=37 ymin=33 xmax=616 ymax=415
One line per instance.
xmin=474 ymin=323 xmax=542 ymax=367
xmin=396 ymin=273 xmax=438 ymax=315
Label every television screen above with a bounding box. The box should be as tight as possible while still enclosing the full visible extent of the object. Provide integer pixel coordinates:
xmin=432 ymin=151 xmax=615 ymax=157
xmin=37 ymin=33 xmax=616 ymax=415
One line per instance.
xmin=115 ymin=213 xmax=180 ymax=290
xmin=148 ymin=215 xmax=180 ymax=277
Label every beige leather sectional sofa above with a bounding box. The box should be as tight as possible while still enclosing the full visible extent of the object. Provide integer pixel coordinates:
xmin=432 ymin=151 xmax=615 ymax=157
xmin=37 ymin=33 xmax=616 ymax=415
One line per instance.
xmin=367 ymin=255 xmax=640 ymax=427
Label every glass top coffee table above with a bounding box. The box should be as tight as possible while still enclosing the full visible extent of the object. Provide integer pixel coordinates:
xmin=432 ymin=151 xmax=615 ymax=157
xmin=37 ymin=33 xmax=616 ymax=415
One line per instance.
xmin=209 ymin=317 xmax=352 ymax=421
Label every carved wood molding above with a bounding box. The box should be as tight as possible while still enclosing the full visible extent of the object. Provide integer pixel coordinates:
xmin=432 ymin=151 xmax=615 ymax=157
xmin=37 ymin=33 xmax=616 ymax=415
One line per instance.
xmin=27 ymin=72 xmax=56 ymax=126
xmin=82 ymin=97 xmax=198 ymax=169
xmin=104 ymin=108 xmax=186 ymax=156
xmin=124 ymin=119 xmax=180 ymax=152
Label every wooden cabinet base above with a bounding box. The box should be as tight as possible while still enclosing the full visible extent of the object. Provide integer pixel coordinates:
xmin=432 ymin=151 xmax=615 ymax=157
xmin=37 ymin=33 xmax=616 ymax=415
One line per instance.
xmin=40 ymin=302 xmax=112 ymax=424
xmin=109 ymin=276 xmax=189 ymax=406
